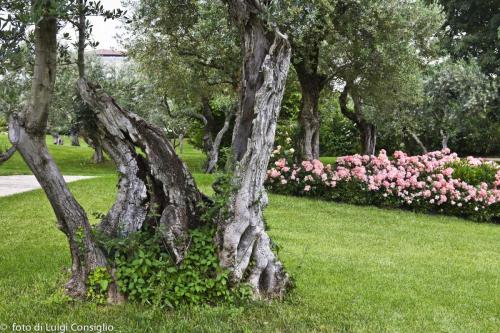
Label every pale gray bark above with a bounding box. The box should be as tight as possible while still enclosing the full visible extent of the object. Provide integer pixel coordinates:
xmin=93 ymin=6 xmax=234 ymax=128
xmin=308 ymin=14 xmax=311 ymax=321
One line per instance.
xmin=78 ymin=79 xmax=207 ymax=263
xmin=220 ymin=0 xmax=292 ymax=298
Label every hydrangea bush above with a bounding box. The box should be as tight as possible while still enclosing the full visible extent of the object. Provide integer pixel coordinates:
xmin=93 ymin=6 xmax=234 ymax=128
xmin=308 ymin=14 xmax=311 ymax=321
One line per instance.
xmin=266 ymin=145 xmax=500 ymax=222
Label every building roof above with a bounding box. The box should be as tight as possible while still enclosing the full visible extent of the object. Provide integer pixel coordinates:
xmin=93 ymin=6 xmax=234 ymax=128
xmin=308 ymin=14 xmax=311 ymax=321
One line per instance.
xmin=94 ymin=49 xmax=127 ymax=57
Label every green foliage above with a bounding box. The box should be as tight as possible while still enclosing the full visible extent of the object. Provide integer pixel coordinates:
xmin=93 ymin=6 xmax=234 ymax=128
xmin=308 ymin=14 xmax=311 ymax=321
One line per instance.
xmin=87 ymin=267 xmax=112 ymax=304
xmin=432 ymin=0 xmax=500 ymax=76
xmin=111 ymin=227 xmax=251 ymax=308
xmin=0 ymin=116 xmax=7 ymax=132
xmin=319 ymin=94 xmax=359 ymax=156
xmin=445 ymin=161 xmax=498 ymax=186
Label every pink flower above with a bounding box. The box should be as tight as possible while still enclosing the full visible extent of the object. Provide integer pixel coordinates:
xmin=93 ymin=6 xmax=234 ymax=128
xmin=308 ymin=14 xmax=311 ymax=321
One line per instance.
xmin=304 ymin=185 xmax=311 ymax=192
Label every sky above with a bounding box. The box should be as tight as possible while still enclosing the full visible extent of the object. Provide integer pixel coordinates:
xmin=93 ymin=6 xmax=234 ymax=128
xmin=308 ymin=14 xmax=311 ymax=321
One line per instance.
xmin=63 ymin=0 xmax=128 ymax=50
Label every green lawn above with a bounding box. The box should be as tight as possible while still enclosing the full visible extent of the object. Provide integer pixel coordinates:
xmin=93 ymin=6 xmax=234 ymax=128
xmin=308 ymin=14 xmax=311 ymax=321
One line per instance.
xmin=0 ymin=135 xmax=499 ymax=332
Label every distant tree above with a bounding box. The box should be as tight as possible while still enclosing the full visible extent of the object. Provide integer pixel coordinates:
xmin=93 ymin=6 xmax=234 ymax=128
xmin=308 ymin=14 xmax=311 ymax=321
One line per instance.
xmin=418 ymin=59 xmax=497 ymax=150
xmin=328 ymin=0 xmax=443 ymax=155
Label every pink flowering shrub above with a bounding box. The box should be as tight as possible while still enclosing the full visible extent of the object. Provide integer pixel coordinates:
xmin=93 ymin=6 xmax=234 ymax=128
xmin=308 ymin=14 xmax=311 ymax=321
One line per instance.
xmin=266 ymin=148 xmax=500 ymax=222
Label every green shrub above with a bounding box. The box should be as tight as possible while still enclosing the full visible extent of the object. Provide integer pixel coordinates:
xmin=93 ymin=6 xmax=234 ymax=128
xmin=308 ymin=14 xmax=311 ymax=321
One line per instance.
xmin=446 ymin=161 xmax=497 ymax=185
xmin=105 ymin=226 xmax=251 ymax=308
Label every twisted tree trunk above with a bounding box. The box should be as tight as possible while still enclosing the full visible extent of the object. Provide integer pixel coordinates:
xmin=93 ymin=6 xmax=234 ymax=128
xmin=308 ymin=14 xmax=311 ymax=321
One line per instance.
xmin=219 ymin=0 xmax=292 ymax=298
xmin=78 ymin=79 xmax=208 ymax=263
xmin=293 ymin=43 xmax=326 ymax=160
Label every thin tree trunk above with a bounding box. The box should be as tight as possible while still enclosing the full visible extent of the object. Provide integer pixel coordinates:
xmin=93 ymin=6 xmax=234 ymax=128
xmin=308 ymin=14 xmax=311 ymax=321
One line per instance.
xmin=408 ymin=130 xmax=427 ymax=154
xmin=70 ymin=131 xmax=80 ymax=146
xmin=220 ymin=0 xmax=292 ymax=298
xmin=359 ymin=122 xmax=376 ymax=156
xmin=178 ymin=133 xmax=184 ymax=154
xmin=440 ymin=129 xmax=449 ymax=149
xmin=8 ymin=12 xmax=108 ymax=299
xmin=91 ymin=142 xmax=105 ymax=163
xmin=0 ymin=145 xmax=16 ymax=165
xmin=205 ymin=110 xmax=233 ymax=173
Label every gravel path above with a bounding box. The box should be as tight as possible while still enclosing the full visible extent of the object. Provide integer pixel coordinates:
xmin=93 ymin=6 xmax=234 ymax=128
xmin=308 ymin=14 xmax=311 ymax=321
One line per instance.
xmin=0 ymin=175 xmax=95 ymax=197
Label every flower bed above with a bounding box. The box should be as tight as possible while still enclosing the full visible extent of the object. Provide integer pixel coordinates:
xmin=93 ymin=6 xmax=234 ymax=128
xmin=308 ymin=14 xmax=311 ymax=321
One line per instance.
xmin=265 ymin=147 xmax=500 ymax=222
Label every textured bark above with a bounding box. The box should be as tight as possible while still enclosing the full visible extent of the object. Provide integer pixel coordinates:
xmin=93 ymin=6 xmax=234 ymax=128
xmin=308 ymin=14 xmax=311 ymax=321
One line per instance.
xmin=8 ymin=14 xmax=107 ymax=298
xmin=78 ymin=79 xmax=207 ymax=263
xmin=220 ymin=0 xmax=292 ymax=298
xmin=339 ymin=84 xmax=377 ymax=155
xmin=293 ymin=44 xmax=326 ymax=160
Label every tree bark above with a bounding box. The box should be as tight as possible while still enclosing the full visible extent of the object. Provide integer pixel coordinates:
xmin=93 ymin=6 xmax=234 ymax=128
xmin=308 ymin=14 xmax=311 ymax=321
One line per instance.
xmin=220 ymin=0 xmax=292 ymax=298
xmin=8 ymin=12 xmax=108 ymax=299
xmin=440 ymin=129 xmax=449 ymax=149
xmin=339 ymin=84 xmax=377 ymax=155
xmin=293 ymin=44 xmax=326 ymax=160
xmin=78 ymin=79 xmax=208 ymax=263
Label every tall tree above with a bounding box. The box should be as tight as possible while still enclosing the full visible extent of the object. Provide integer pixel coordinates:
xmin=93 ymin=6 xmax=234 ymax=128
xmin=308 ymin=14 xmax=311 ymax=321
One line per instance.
xmin=8 ymin=1 xmax=110 ymax=298
xmin=219 ymin=0 xmax=292 ymax=296
xmin=327 ymin=0 xmax=443 ymax=155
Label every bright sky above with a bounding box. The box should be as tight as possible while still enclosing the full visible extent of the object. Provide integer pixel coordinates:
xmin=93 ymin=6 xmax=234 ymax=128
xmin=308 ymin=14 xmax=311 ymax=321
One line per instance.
xmin=88 ymin=0 xmax=127 ymax=49
xmin=62 ymin=0 xmax=128 ymax=50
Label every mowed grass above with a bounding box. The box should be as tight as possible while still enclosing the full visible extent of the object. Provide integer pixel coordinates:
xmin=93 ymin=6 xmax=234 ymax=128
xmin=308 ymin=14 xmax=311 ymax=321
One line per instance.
xmin=0 ymin=136 xmax=499 ymax=332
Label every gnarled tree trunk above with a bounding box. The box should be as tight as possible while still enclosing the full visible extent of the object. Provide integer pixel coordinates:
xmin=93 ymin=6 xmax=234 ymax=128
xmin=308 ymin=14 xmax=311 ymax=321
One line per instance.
xmin=219 ymin=0 xmax=292 ymax=298
xmin=77 ymin=79 xmax=208 ymax=263
xmin=293 ymin=43 xmax=326 ymax=160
